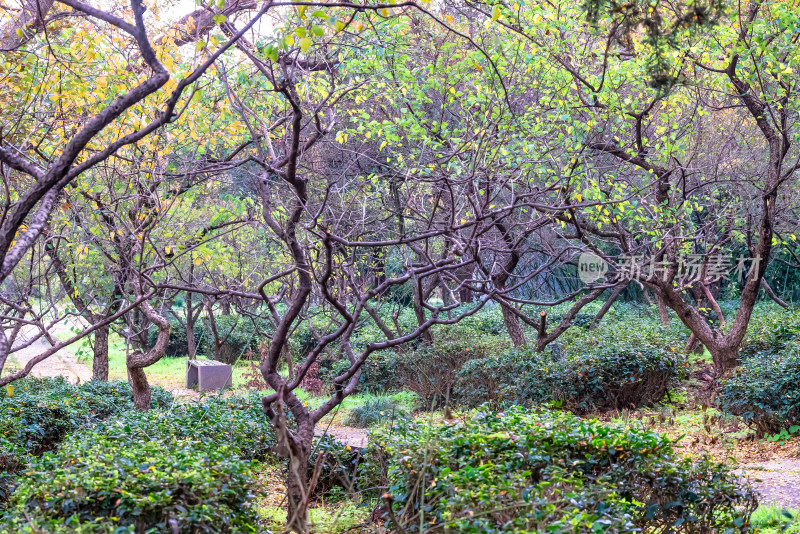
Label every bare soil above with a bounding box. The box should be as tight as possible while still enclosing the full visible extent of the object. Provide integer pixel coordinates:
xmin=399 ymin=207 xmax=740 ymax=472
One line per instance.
xmin=10 ymin=326 xmax=91 ymax=383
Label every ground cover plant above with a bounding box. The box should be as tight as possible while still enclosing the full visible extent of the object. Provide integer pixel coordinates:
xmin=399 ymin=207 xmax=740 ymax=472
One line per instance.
xmin=0 ymin=378 xmax=172 ymax=505
xmin=369 ymin=407 xmax=757 ymax=533
xmin=457 ymin=308 xmax=688 ymax=413
xmin=0 ymin=379 xmax=274 ymax=531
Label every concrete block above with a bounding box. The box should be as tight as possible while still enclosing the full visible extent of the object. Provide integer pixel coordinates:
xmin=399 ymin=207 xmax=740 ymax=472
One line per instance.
xmin=186 ymin=360 xmax=233 ymax=391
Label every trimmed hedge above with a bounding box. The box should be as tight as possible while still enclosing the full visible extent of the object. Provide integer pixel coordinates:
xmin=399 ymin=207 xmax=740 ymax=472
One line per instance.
xmin=1 ymin=389 xmax=273 ymax=532
xmin=359 ymin=327 xmax=509 ymax=405
xmin=369 ymin=408 xmax=757 ymax=533
xmin=456 ymin=313 xmax=687 ymax=413
xmin=0 ymin=378 xmax=172 ymax=506
xmin=457 ymin=345 xmax=682 ymax=413
xmin=3 ymin=439 xmax=257 ymax=533
xmin=719 ymin=346 xmax=800 ymax=434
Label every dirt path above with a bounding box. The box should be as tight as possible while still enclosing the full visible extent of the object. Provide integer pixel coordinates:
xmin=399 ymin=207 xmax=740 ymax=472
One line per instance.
xmin=741 ymin=460 xmax=800 ymax=509
xmin=315 ymin=425 xmax=368 ymax=448
xmin=10 ymin=327 xmax=92 ymax=384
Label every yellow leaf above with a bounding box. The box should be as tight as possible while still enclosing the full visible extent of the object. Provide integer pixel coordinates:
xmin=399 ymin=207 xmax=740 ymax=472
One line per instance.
xmin=5 ymin=385 xmax=13 ymax=397
xmin=300 ymin=37 xmax=311 ymax=52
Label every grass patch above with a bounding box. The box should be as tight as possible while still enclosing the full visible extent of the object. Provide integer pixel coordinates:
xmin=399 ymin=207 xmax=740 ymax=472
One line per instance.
xmin=344 ymin=396 xmax=403 ymax=428
xmin=260 ymin=501 xmax=370 ymax=533
xmin=751 ymin=504 xmax=800 ymax=533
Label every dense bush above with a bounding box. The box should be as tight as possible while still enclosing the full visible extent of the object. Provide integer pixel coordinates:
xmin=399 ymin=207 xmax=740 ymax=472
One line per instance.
xmin=361 ymin=328 xmax=509 ymax=407
xmin=146 ymin=316 xmax=205 ymax=357
xmin=1 ymin=393 xmax=272 ymax=531
xmin=0 ymin=378 xmax=172 ymax=455
xmin=719 ymin=345 xmax=800 ymax=434
xmin=203 ymin=314 xmax=272 ymax=363
xmin=89 ymin=393 xmax=275 ymax=460
xmin=370 ymin=408 xmax=756 ymax=533
xmin=458 ymin=312 xmax=687 ymax=412
xmin=737 ymin=305 xmax=800 ymax=359
xmin=0 ymin=378 xmax=172 ymax=508
xmin=344 ymin=396 xmax=405 ymax=428
xmin=147 ymin=313 xmax=272 ymax=360
xmin=458 ymin=345 xmax=682 ymax=413
xmin=3 ymin=439 xmax=258 ymax=533
xmin=308 ymin=434 xmax=365 ymax=500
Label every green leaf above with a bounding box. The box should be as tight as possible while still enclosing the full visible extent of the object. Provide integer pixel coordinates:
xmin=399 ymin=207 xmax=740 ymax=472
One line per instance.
xmin=311 ymin=24 xmax=324 ymax=37
xmin=295 ymin=27 xmax=307 ymax=37
xmin=213 ymin=14 xmax=227 ymax=24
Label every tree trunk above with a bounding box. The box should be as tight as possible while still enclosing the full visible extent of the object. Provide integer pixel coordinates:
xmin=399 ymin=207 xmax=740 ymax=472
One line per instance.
xmin=285 ymin=443 xmax=312 ymax=533
xmin=186 ymin=291 xmax=198 ymax=359
xmin=590 ymin=283 xmax=626 ymax=329
xmin=412 ymin=279 xmax=433 ymax=344
xmin=126 ymin=280 xmax=170 ymax=411
xmin=710 ymin=345 xmax=738 ymax=377
xmin=0 ymin=330 xmax=8 ymax=379
xmin=92 ymin=325 xmax=110 ymax=381
xmin=128 ymin=366 xmax=151 ymax=410
xmin=186 ymin=325 xmax=197 ymax=360
xmin=457 ymin=262 xmax=475 ymax=303
xmin=657 ymin=294 xmax=669 ymax=324
xmin=282 ymin=344 xmax=294 ymax=379
xmin=501 ymin=303 xmax=526 ymax=347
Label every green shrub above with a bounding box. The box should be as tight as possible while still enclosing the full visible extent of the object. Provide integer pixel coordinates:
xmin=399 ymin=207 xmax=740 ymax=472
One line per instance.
xmin=3 ymin=439 xmax=257 ymax=533
xmin=719 ymin=346 xmax=800 ymax=434
xmin=1 ymin=393 xmax=272 ymax=531
xmin=737 ymin=305 xmax=800 ymax=359
xmin=359 ymin=351 xmax=404 ymax=393
xmin=146 ymin=317 xmax=206 ymax=357
xmin=457 ymin=315 xmax=686 ymax=413
xmin=148 ymin=314 xmax=271 ymax=360
xmin=370 ymin=407 xmax=756 ymax=533
xmin=344 ymin=396 xmax=404 ymax=428
xmin=0 ymin=378 xmax=172 ymax=509
xmin=308 ymin=434 xmax=364 ymax=500
xmin=361 ymin=329 xmax=509 ymax=407
xmin=750 ymin=504 xmax=800 ymax=533
xmin=0 ymin=377 xmax=172 ymax=456
xmin=86 ymin=392 xmax=274 ymax=460
xmin=204 ymin=314 xmax=271 ymax=363
xmin=458 ymin=346 xmax=683 ymax=413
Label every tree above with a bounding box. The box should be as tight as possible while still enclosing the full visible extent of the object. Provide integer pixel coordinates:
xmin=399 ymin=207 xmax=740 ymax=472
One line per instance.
xmin=0 ymin=0 xmax=270 ymax=381
xmin=458 ymin=0 xmax=800 ymax=374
